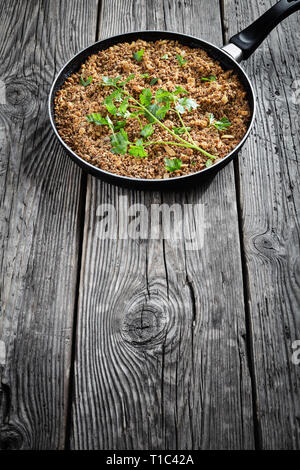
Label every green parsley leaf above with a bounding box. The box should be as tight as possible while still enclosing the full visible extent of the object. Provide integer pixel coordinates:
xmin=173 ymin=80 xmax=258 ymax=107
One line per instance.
xmin=140 ymin=123 xmax=154 ymax=138
xmin=124 ymin=111 xmax=140 ymax=119
xmin=80 ymin=75 xmax=93 ymax=87
xmin=155 ymin=89 xmax=174 ymax=103
xmin=209 ymin=113 xmax=231 ymax=130
xmin=156 ymin=103 xmax=170 ymax=119
xmin=129 ymin=138 xmax=148 ymax=158
xmin=165 ymin=158 xmax=182 ymax=172
xmin=111 ymin=89 xmax=123 ymax=102
xmin=201 ymin=75 xmax=217 ymax=82
xmin=173 ymin=86 xmax=188 ymax=95
xmin=118 ymin=74 xmax=135 ymax=87
xmin=214 ymin=116 xmax=231 ymax=130
xmin=101 ymin=76 xmax=122 ymax=87
xmin=206 ymin=159 xmax=213 ymax=168
xmin=140 ymin=73 xmax=150 ymax=79
xmin=114 ymin=121 xmax=126 ymax=131
xmin=86 ymin=113 xmax=116 ymax=133
xmin=104 ymin=94 xmax=117 ymax=115
xmin=140 ymin=88 xmax=152 ymax=106
xmin=175 ymin=103 xmax=185 ymax=114
xmin=110 ymin=128 xmax=129 ymax=154
xmin=143 ymin=101 xmax=170 ymax=122
xmin=118 ymin=98 xmax=129 ymax=115
xmin=175 ymin=97 xmax=198 ymax=114
xmin=144 ymin=103 xmax=160 ymax=122
xmin=172 ymin=126 xmax=191 ymax=135
xmin=176 ymin=54 xmax=187 ymax=67
xmin=161 ymin=54 xmax=168 ymax=59
xmin=86 ymin=113 xmax=109 ymax=125
xmin=101 ymin=76 xmax=111 ymax=86
xmin=150 ymin=77 xmax=159 ymax=86
xmin=133 ymin=49 xmax=144 ymax=62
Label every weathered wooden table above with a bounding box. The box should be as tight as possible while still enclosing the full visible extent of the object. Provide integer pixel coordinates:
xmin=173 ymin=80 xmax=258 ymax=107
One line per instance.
xmin=0 ymin=0 xmax=299 ymax=450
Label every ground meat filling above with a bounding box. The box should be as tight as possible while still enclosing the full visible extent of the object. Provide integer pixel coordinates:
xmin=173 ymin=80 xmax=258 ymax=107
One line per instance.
xmin=54 ymin=39 xmax=250 ymax=179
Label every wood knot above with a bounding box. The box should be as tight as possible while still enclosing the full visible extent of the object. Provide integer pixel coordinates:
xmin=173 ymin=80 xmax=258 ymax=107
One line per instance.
xmin=1 ymin=77 xmax=38 ymax=121
xmin=0 ymin=424 xmax=23 ymax=450
xmin=252 ymin=233 xmax=279 ymax=258
xmin=121 ymin=298 xmax=168 ymax=350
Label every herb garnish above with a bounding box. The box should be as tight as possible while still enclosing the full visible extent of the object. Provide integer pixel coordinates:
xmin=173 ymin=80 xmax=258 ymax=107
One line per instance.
xmin=80 ymin=75 xmax=93 ymax=87
xmin=86 ymin=74 xmax=217 ymax=162
xmin=175 ymin=97 xmax=198 ymax=114
xmin=209 ymin=113 xmax=231 ymax=131
xmin=150 ymin=77 xmax=159 ymax=86
xmin=161 ymin=54 xmax=168 ymax=59
xmin=165 ymin=158 xmax=182 ymax=172
xmin=129 ymin=138 xmax=148 ymax=158
xmin=140 ymin=123 xmax=154 ymax=138
xmin=110 ymin=128 xmax=129 ymax=154
xmin=176 ymin=54 xmax=187 ymax=67
xmin=173 ymin=126 xmax=191 ymax=135
xmin=86 ymin=113 xmax=114 ymax=132
xmin=133 ymin=49 xmax=144 ymax=62
xmin=201 ymin=75 xmax=217 ymax=82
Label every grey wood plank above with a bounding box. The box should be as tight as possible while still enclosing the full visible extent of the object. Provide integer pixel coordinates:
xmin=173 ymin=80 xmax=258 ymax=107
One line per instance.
xmin=222 ymin=0 xmax=300 ymax=449
xmin=71 ymin=0 xmax=255 ymax=450
xmin=0 ymin=0 xmax=98 ymax=449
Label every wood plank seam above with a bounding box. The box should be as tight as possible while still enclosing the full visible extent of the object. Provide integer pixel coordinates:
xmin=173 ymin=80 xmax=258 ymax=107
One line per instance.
xmin=233 ymin=157 xmax=263 ymax=449
xmin=64 ymin=171 xmax=88 ymax=449
xmin=63 ymin=0 xmax=102 ymax=450
xmin=219 ymin=0 xmax=262 ymax=449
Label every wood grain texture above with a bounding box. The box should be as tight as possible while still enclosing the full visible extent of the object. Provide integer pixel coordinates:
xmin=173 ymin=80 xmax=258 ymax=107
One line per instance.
xmin=71 ymin=0 xmax=255 ymax=450
xmin=222 ymin=0 xmax=300 ymax=449
xmin=0 ymin=0 xmax=98 ymax=449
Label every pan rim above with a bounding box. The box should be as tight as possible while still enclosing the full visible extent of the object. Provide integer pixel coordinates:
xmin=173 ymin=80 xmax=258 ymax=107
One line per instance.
xmin=48 ymin=30 xmax=256 ymax=184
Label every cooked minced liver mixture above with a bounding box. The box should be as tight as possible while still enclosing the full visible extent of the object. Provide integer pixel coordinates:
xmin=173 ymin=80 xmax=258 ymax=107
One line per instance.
xmin=54 ymin=39 xmax=250 ymax=179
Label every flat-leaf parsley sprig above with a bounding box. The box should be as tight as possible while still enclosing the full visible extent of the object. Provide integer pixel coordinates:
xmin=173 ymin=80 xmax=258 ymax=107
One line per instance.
xmin=80 ymin=75 xmax=93 ymax=87
xmin=176 ymin=54 xmax=187 ymax=67
xmin=208 ymin=113 xmax=231 ymax=131
xmin=133 ymin=49 xmax=144 ymax=62
xmin=164 ymin=158 xmax=182 ymax=172
xmin=201 ymin=75 xmax=217 ymax=82
xmin=86 ymin=74 xmax=217 ymax=170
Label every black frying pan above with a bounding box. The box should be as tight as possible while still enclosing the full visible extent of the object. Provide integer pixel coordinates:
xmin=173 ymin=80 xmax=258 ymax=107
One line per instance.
xmin=48 ymin=0 xmax=300 ymax=190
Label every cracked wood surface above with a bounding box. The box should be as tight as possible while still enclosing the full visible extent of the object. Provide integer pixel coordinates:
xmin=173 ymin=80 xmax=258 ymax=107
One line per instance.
xmin=70 ymin=0 xmax=254 ymax=450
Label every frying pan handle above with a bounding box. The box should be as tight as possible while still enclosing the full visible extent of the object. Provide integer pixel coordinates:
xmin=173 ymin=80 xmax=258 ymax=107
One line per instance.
xmin=224 ymin=0 xmax=300 ymax=61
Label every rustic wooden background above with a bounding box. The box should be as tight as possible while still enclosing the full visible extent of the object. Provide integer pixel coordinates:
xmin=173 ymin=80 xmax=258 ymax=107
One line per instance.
xmin=0 ymin=0 xmax=299 ymax=450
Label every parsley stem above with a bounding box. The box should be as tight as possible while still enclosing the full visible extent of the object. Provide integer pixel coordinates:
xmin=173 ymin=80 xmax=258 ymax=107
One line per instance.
xmin=174 ymin=108 xmax=196 ymax=146
xmin=112 ymin=84 xmax=217 ymax=159
xmin=144 ymin=141 xmax=216 ymax=160
xmin=144 ymin=141 xmax=194 ymax=148
xmin=136 ymin=114 xmax=143 ymax=130
xmin=123 ymin=90 xmax=190 ymax=142
xmin=109 ymin=124 xmax=115 ymax=135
